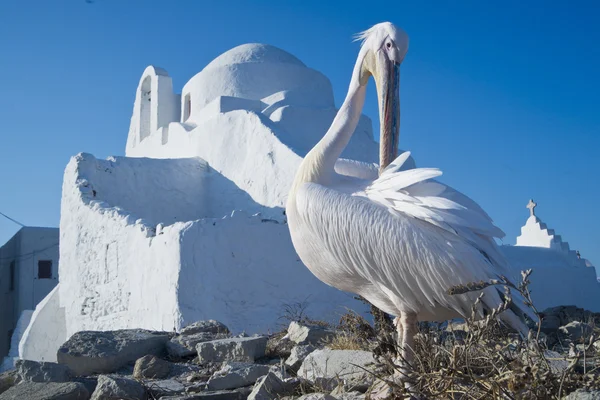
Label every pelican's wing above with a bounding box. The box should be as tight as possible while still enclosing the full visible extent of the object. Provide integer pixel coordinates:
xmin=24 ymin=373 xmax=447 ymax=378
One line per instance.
xmin=294 ymin=180 xmax=534 ymax=333
xmin=364 ymin=151 xmax=511 ymax=277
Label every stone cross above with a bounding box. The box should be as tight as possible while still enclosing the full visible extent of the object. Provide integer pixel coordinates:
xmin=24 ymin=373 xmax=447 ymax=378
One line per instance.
xmin=526 ymin=199 xmax=537 ymax=217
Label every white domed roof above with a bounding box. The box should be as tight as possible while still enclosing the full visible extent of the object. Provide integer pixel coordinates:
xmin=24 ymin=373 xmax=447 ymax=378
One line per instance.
xmin=182 ymin=43 xmax=335 ymax=115
xmin=204 ymin=43 xmax=306 ymax=70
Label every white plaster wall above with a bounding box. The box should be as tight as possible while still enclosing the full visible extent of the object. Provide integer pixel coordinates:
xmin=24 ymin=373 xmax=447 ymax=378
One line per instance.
xmin=516 ymin=216 xmax=586 ymax=268
xmin=516 ymin=217 xmax=554 ymax=248
xmin=176 ymin=212 xmax=368 ymax=334
xmin=56 ymin=151 xmax=372 ymax=339
xmin=502 ymin=245 xmax=600 ymax=312
xmin=127 ymin=108 xmax=389 ymax=219
xmin=72 ymin=154 xmax=211 ymax=225
xmin=59 ymin=153 xmax=187 ymax=337
xmin=18 ymin=285 xmax=66 ymax=362
xmin=128 ymin=111 xmax=303 ymax=218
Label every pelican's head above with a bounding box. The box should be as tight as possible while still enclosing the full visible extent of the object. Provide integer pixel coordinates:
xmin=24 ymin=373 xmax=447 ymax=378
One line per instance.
xmin=355 ymin=22 xmax=409 ymax=171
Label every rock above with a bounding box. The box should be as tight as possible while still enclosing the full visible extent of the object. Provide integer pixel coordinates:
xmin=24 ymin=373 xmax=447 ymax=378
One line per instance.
xmin=0 ymin=381 xmax=89 ymax=400
xmin=559 ymin=321 xmax=594 ymax=342
xmin=0 ymin=370 xmax=17 ymax=395
xmin=181 ymin=321 xmax=231 ymax=336
xmin=542 ymin=306 xmax=599 ymax=327
xmin=146 ymin=379 xmax=185 ymax=397
xmin=57 ymin=329 xmax=170 ymax=376
xmin=265 ymin=335 xmax=295 ymax=359
xmin=160 ymin=391 xmax=244 ymax=400
xmin=16 ymin=359 xmax=72 ymax=383
xmin=563 ymin=389 xmax=600 ymax=400
xmin=133 ymin=354 xmax=171 ymax=379
xmin=286 ymin=322 xmax=335 ymax=345
xmin=247 ymin=371 xmax=295 ymax=400
xmin=330 ymin=389 xmax=365 ymax=400
xmin=365 ymin=379 xmax=394 ymax=400
xmin=90 ymin=375 xmax=146 ymax=400
xmin=297 ymin=395 xmax=336 ymax=400
xmin=197 ymin=336 xmax=268 ymax=364
xmin=168 ymin=332 xmax=221 ymax=358
xmin=73 ymin=377 xmax=98 ymax=396
xmin=297 ymin=349 xmax=376 ymax=389
xmin=207 ymin=362 xmax=271 ymax=390
xmin=268 ymin=362 xmax=289 ymax=381
xmin=285 ymin=344 xmax=315 ymax=372
xmin=541 ymin=315 xmax=561 ymax=333
xmin=567 ymin=390 xmax=600 ymax=400
xmin=543 ymin=350 xmax=570 ymax=375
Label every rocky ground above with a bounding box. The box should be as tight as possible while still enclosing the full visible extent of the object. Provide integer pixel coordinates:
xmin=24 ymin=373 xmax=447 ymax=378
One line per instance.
xmin=1 ymin=305 xmax=600 ymax=400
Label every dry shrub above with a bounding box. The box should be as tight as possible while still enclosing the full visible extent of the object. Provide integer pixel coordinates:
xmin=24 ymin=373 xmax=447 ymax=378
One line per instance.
xmin=368 ymin=270 xmax=600 ymax=399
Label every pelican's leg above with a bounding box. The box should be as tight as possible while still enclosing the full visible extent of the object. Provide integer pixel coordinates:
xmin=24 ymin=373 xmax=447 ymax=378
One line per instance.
xmin=400 ymin=311 xmax=418 ymax=396
xmin=393 ymin=314 xmax=404 ymax=365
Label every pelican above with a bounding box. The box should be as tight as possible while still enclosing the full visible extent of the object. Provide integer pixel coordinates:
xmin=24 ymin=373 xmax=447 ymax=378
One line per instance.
xmin=285 ymin=22 xmax=534 ymax=374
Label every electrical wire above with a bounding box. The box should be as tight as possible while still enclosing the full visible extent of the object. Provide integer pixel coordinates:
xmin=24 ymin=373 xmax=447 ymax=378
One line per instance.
xmin=0 ymin=211 xmax=25 ymax=227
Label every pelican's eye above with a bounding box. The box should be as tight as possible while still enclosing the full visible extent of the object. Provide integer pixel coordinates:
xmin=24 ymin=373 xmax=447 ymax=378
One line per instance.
xmin=386 ymin=42 xmax=392 ymax=49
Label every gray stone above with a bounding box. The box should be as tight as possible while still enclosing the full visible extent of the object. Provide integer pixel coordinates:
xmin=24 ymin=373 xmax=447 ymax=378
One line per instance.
xmin=197 ymin=336 xmax=268 ymax=364
xmin=298 ymin=395 xmax=336 ymax=400
xmin=90 ymin=375 xmax=146 ymax=400
xmin=73 ymin=377 xmax=98 ymax=396
xmin=207 ymin=362 xmax=270 ymax=390
xmin=285 ymin=344 xmax=315 ymax=372
xmin=286 ymin=322 xmax=335 ymax=345
xmin=544 ymin=350 xmax=570 ymax=375
xmin=146 ymin=379 xmax=185 ymax=397
xmin=168 ymin=332 xmax=220 ymax=358
xmin=330 ymin=390 xmax=365 ymax=400
xmin=559 ymin=321 xmax=594 ymax=342
xmin=268 ymin=362 xmax=289 ymax=381
xmin=0 ymin=370 xmax=17 ymax=395
xmin=563 ymin=390 xmax=600 ymax=400
xmin=181 ymin=321 xmax=231 ymax=336
xmin=265 ymin=336 xmax=294 ymax=359
xmin=297 ymin=349 xmax=376 ymax=389
xmin=541 ymin=315 xmax=561 ymax=333
xmin=160 ymin=391 xmax=244 ymax=400
xmin=16 ymin=359 xmax=72 ymax=383
xmin=133 ymin=354 xmax=171 ymax=379
xmin=247 ymin=371 xmax=295 ymax=400
xmin=57 ymin=329 xmax=170 ymax=376
xmin=0 ymin=381 xmax=89 ymax=400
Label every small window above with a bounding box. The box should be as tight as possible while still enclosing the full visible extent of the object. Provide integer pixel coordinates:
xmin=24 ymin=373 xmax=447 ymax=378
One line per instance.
xmin=183 ymin=93 xmax=191 ymax=121
xmin=9 ymin=261 xmax=15 ymax=291
xmin=38 ymin=260 xmax=52 ymax=279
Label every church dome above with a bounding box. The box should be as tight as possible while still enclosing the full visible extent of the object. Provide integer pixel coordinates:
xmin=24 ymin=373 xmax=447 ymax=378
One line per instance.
xmin=181 ymin=43 xmax=335 ymax=117
xmin=204 ymin=43 xmax=306 ymax=70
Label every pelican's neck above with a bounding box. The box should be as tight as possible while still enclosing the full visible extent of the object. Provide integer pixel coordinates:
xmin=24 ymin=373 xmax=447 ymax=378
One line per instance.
xmin=296 ymin=50 xmax=368 ymax=186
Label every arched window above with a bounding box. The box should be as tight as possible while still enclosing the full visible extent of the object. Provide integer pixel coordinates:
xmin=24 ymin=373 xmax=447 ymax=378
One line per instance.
xmin=183 ymin=93 xmax=191 ymax=121
xmin=139 ymin=76 xmax=152 ymax=141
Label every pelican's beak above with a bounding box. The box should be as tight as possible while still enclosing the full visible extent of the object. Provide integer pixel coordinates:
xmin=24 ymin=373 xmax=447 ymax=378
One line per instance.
xmin=374 ymin=51 xmax=401 ymax=174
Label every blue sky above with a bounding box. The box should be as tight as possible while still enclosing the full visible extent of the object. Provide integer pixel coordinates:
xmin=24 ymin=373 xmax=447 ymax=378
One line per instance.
xmin=0 ymin=1 xmax=598 ymax=268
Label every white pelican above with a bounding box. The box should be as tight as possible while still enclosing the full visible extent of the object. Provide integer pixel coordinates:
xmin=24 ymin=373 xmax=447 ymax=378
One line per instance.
xmin=286 ymin=22 xmax=534 ymax=372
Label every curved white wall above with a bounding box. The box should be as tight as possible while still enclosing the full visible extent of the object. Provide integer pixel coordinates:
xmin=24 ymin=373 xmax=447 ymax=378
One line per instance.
xmin=18 ymin=285 xmax=66 ymax=362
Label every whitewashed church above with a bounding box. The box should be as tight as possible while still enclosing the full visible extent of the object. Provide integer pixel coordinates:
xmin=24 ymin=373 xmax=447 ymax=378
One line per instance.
xmin=3 ymin=43 xmax=598 ymax=369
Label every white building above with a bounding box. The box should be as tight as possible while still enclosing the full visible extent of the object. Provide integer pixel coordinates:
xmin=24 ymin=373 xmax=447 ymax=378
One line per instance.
xmin=12 ymin=43 xmax=599 ymax=366
xmin=501 ymin=199 xmax=599 ymax=311
xmin=0 ymin=227 xmax=58 ymax=365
